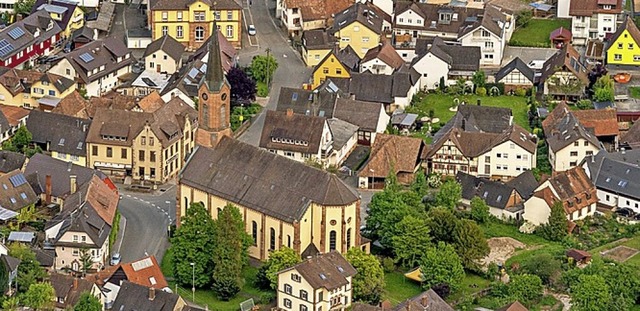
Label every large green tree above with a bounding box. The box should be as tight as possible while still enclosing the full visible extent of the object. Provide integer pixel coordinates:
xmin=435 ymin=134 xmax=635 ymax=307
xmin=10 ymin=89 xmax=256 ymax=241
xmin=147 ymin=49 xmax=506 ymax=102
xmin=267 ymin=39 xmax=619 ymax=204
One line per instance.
xmin=365 ymin=189 xmax=424 ymax=249
xmin=74 ymin=292 xmax=102 ymax=311
xmin=13 ymin=0 xmax=34 ymax=15
xmin=426 ymin=207 xmax=459 ymax=244
xmin=1 ymin=126 xmax=40 ymax=157
xmin=433 ymin=180 xmax=461 ymax=209
xmin=211 ymin=204 xmax=251 ymax=300
xmin=345 ymin=248 xmax=385 ymax=304
xmin=571 ymin=274 xmax=612 ymax=311
xmin=0 ymin=257 xmax=7 ymax=294
xmin=507 ymin=274 xmax=543 ymax=305
xmin=8 ymin=243 xmax=46 ymax=292
xmin=22 ymin=282 xmax=55 ymax=310
xmin=79 ymin=248 xmax=92 ymax=276
xmin=469 ymin=197 xmax=490 ymax=223
xmin=256 ymin=247 xmax=301 ymax=290
xmin=520 ymin=253 xmax=561 ymax=285
xmin=171 ymin=202 xmax=217 ymax=287
xmin=410 ymin=171 xmax=428 ymax=197
xmin=249 ymin=54 xmax=278 ymax=84
xmin=420 ymin=242 xmax=465 ymax=292
xmin=391 ymin=215 xmax=432 ymax=269
xmin=537 ymin=201 xmax=567 ymax=241
xmin=453 ymin=219 xmax=490 ymax=271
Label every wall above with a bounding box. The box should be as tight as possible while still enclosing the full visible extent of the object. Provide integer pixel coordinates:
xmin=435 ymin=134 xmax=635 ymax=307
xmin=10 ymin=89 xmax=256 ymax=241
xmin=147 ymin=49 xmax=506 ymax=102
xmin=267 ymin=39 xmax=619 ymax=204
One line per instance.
xmin=360 ymin=58 xmax=395 ymax=75
xmin=301 ymin=46 xmax=331 ymax=67
xmin=52 ymin=151 xmax=87 ymax=167
xmin=523 ymin=196 xmax=551 ymax=226
xmin=337 ymin=22 xmax=380 ymax=58
xmin=145 ymin=50 xmax=180 ymax=75
xmin=551 ymin=138 xmax=600 ymax=172
xmin=412 ymin=52 xmax=449 ymax=90
xmin=597 ymin=188 xmax=640 ymax=212
xmin=55 ymin=230 xmax=108 ymax=270
xmin=459 ymin=27 xmax=503 ymax=67
xmin=87 ymin=143 xmax=133 ymax=178
xmin=277 ymin=269 xmax=317 ymax=311
xmin=477 ymin=140 xmax=536 ymax=180
xmin=312 ymin=54 xmax=351 ymax=88
xmin=607 ymin=29 xmax=640 ymax=65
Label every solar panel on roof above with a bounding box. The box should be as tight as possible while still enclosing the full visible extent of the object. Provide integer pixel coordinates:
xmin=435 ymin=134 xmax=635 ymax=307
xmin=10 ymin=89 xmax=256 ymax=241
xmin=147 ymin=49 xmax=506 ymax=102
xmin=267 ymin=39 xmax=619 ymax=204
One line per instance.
xmin=292 ymin=92 xmax=298 ymax=101
xmin=188 ymin=68 xmax=199 ymax=79
xmin=9 ymin=173 xmax=27 ymax=187
xmin=8 ymin=231 xmax=35 ymax=242
xmin=79 ymin=52 xmax=94 ymax=63
xmin=0 ymin=207 xmax=18 ymax=221
xmin=7 ymin=27 xmax=25 ymax=40
xmin=0 ymin=39 xmax=14 ymax=57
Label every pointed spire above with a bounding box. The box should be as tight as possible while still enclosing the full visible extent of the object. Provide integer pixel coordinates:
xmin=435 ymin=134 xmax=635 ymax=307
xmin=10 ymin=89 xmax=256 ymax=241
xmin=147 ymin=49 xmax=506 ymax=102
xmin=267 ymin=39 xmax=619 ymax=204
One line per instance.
xmin=205 ymin=20 xmax=225 ymax=92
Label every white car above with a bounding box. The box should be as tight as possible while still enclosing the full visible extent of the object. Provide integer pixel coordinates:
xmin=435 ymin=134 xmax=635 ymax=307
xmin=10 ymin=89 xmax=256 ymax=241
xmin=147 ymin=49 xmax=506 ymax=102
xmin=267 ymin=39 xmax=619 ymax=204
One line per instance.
xmin=248 ymin=25 xmax=256 ymax=36
xmin=110 ymin=253 xmax=121 ymax=266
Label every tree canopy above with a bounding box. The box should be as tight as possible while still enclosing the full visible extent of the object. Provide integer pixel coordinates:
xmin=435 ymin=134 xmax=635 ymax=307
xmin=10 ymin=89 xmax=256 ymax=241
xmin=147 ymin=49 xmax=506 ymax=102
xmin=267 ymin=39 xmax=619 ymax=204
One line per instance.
xmin=74 ymin=292 xmax=102 ymax=311
xmin=249 ymin=54 xmax=278 ymax=84
xmin=419 ymin=242 xmax=464 ymax=292
xmin=256 ymin=247 xmax=301 ymax=290
xmin=391 ymin=215 xmax=432 ymax=269
xmin=365 ymin=188 xmax=424 ymax=249
xmin=22 ymin=282 xmax=55 ymax=310
xmin=346 ymin=248 xmax=385 ymax=304
xmin=469 ymin=197 xmax=490 ymax=223
xmin=537 ymin=201 xmax=567 ymax=241
xmin=1 ymin=126 xmax=40 ymax=157
xmin=571 ymin=274 xmax=612 ymax=311
xmin=227 ymin=67 xmax=257 ymax=104
xmin=433 ymin=180 xmax=461 ymax=209
xmin=452 ymin=219 xmax=490 ymax=271
xmin=212 ymin=204 xmax=251 ymax=300
xmin=8 ymin=243 xmax=46 ymax=292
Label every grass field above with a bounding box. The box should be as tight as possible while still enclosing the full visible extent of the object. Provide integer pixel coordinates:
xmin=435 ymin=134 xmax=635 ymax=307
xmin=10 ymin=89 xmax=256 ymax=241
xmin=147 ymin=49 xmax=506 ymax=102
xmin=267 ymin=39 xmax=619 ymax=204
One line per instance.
xmin=510 ymin=19 xmax=572 ymax=47
xmin=383 ymin=271 xmax=423 ymax=305
xmin=448 ymin=273 xmax=492 ymax=303
xmin=591 ymin=235 xmax=640 ymax=267
xmin=481 ymin=221 xmax=551 ymax=247
xmin=409 ymin=94 xmax=530 ymax=131
xmin=630 ymin=87 xmax=640 ymax=99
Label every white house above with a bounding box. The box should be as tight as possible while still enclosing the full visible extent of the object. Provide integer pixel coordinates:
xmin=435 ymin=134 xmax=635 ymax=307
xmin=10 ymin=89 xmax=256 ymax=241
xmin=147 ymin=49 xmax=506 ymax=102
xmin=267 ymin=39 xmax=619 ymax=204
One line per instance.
xmin=557 ymin=0 xmax=571 ymax=18
xmin=143 ymin=35 xmax=185 ymax=75
xmin=583 ymin=149 xmax=640 ymax=213
xmin=457 ymin=5 xmax=514 ymax=67
xmin=494 ymin=57 xmax=535 ymax=93
xmin=360 ymin=41 xmax=405 ymax=75
xmin=333 ymin=98 xmax=390 ymax=146
xmin=569 ymin=0 xmax=622 ymax=45
xmin=411 ymin=38 xmax=481 ymax=90
xmin=523 ymin=166 xmax=598 ymax=227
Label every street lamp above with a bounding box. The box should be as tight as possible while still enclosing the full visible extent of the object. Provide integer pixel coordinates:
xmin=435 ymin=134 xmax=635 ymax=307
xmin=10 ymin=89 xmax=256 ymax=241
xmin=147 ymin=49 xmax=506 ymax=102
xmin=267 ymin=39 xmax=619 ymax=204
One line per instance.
xmin=190 ymin=262 xmax=195 ymax=302
xmin=265 ymin=48 xmax=272 ymax=89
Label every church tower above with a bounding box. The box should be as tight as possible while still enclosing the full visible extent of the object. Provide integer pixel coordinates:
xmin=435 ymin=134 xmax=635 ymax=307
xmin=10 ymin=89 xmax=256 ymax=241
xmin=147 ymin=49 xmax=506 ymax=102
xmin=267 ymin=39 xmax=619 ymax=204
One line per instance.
xmin=195 ymin=22 xmax=232 ymax=148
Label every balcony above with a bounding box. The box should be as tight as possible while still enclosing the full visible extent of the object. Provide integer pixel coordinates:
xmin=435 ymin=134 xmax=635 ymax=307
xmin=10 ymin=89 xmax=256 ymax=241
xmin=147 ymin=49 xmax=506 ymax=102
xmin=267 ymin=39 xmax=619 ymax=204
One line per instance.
xmin=470 ymin=36 xmax=491 ymax=42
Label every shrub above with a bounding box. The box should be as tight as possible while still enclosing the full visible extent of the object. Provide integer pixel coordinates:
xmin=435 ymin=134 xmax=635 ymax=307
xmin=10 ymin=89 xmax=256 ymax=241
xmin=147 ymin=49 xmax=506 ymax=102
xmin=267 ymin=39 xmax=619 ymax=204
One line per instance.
xmin=514 ymin=88 xmax=527 ymax=97
xmin=257 ymin=83 xmax=269 ymax=97
xmin=476 ymin=87 xmax=487 ymax=96
xmin=259 ymin=292 xmax=276 ymax=304
xmin=381 ymin=257 xmax=395 ymax=273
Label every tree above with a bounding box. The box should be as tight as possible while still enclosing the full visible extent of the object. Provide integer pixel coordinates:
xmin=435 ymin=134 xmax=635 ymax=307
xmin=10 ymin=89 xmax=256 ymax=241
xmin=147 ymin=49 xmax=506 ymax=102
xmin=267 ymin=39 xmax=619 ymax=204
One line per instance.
xmin=211 ymin=204 xmax=251 ymax=300
xmin=79 ymin=248 xmax=92 ymax=276
xmin=8 ymin=243 xmax=46 ymax=292
xmin=426 ymin=207 xmax=459 ymax=244
xmin=453 ymin=219 xmax=490 ymax=271
xmin=1 ymin=297 xmax=18 ymax=310
xmin=537 ymin=201 xmax=567 ymax=241
xmin=74 ymin=292 xmax=102 ymax=311
xmin=13 ymin=0 xmax=34 ymax=15
xmin=0 ymin=256 xmax=7 ymax=294
xmin=472 ymin=70 xmax=486 ymax=88
xmin=433 ymin=180 xmax=461 ymax=209
xmin=410 ymin=171 xmax=428 ymax=197
xmin=22 ymin=282 xmax=55 ymax=310
xmin=1 ymin=126 xmax=34 ymax=155
xmin=171 ymin=202 xmax=216 ymax=287
xmin=469 ymin=197 xmax=490 ymax=223
xmin=419 ymin=242 xmax=464 ymax=292
xmin=227 ymin=67 xmax=257 ymax=104
xmin=365 ymin=189 xmax=424 ymax=249
xmin=256 ymin=247 xmax=301 ymax=290
xmin=520 ymin=253 xmax=561 ymax=285
xmin=345 ymin=248 xmax=385 ymax=304
xmin=548 ymin=74 xmax=584 ymax=102
xmin=507 ymin=274 xmax=543 ymax=305
xmin=391 ymin=215 xmax=432 ymax=269
xmin=249 ymin=54 xmax=278 ymax=84
xmin=571 ymin=274 xmax=612 ymax=311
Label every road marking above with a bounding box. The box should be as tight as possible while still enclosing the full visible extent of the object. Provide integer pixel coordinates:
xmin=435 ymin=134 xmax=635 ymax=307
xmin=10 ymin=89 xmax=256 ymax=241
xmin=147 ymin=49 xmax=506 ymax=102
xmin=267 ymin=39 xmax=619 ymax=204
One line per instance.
xmin=133 ymin=197 xmax=138 ymax=200
xmin=151 ymin=203 xmax=156 ymax=207
xmin=156 ymin=206 xmax=161 ymax=209
xmin=126 ymin=194 xmax=131 ymax=197
xmin=116 ymin=216 xmax=127 ymax=254
xmin=143 ymin=201 xmax=150 ymax=204
xmin=164 ymin=211 xmax=169 ymax=215
xmin=165 ymin=201 xmax=171 ymax=204
xmin=243 ymin=7 xmax=259 ymax=47
xmin=261 ymin=0 xmax=302 ymax=60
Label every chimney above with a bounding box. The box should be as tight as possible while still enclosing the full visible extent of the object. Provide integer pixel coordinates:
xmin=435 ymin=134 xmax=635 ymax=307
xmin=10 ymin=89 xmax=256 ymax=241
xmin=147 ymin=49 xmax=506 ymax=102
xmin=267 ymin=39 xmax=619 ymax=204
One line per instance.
xmin=148 ymin=287 xmax=156 ymax=301
xmin=286 ymin=108 xmax=294 ymax=117
xmin=70 ymin=175 xmax=77 ymax=194
xmin=45 ymin=175 xmax=52 ymax=204
xmin=421 ymin=295 xmax=428 ymax=307
xmin=477 ymin=99 xmax=481 ymax=106
xmin=73 ymin=277 xmax=79 ymax=289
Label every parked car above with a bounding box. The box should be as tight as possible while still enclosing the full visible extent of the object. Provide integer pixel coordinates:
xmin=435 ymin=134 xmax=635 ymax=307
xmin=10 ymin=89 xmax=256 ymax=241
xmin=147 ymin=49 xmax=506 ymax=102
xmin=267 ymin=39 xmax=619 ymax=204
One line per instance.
xmin=248 ymin=24 xmax=256 ymax=36
xmin=616 ymin=208 xmax=634 ymax=218
xmin=110 ymin=253 xmax=121 ymax=266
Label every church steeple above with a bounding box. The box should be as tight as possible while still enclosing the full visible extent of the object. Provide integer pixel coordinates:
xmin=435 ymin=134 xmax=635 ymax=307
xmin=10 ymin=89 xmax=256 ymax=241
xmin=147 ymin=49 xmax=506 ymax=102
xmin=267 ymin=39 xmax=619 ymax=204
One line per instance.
xmin=204 ymin=21 xmax=226 ymax=92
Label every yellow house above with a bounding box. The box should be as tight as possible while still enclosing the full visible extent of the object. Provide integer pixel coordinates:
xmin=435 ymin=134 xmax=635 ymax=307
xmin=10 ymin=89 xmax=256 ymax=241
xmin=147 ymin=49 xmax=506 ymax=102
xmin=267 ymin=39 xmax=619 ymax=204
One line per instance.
xmin=149 ymin=0 xmax=243 ymax=50
xmin=178 ymin=137 xmax=369 ymax=261
xmin=607 ymin=16 xmax=640 ymax=66
xmin=331 ymin=2 xmax=383 ymax=58
xmin=301 ymin=29 xmax=335 ymax=67
xmin=311 ymin=46 xmax=361 ymax=89
xmin=0 ymin=68 xmax=76 ymax=110
xmin=0 ymin=169 xmax=38 ymax=222
xmin=277 ymin=252 xmax=356 ymax=311
xmin=33 ymin=0 xmax=85 ymax=38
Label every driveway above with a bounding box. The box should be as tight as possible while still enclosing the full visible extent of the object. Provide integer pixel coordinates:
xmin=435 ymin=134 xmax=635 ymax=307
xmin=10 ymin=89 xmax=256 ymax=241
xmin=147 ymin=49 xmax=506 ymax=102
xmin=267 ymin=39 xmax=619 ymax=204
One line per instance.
xmin=115 ymin=184 xmax=177 ymax=264
xmin=237 ymin=0 xmax=313 ymax=146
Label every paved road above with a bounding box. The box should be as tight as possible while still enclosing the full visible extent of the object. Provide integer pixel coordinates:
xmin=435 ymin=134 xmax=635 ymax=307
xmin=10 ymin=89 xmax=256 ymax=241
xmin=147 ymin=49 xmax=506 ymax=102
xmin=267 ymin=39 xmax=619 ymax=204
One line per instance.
xmin=237 ymin=0 xmax=313 ymax=146
xmin=115 ymin=185 xmax=177 ymax=264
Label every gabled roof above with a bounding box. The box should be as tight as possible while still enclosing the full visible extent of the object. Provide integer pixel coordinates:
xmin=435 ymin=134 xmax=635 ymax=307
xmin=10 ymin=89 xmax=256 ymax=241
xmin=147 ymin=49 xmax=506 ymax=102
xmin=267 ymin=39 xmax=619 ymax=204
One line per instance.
xmin=608 ymin=16 xmax=640 ymax=51
xmin=572 ymin=109 xmax=619 ymax=137
xmin=119 ymin=256 xmax=169 ymax=289
xmin=0 ymin=169 xmax=38 ymax=212
xmin=458 ymin=4 xmax=510 ymax=39
xmin=621 ymin=119 xmax=640 ymax=148
xmin=456 ymin=171 xmax=518 ymax=210
xmin=259 ymin=110 xmax=327 ymax=153
xmin=143 ymin=35 xmax=185 ymax=62
xmin=394 ymin=289 xmax=454 ymax=311
xmin=533 ymin=166 xmax=597 ymax=215
xmin=505 ymin=170 xmax=538 ymax=200
xmin=359 ymin=134 xmax=424 ymax=178
xmin=0 ymin=67 xmax=75 ymax=96
xmin=542 ymin=103 xmax=601 ymax=152
xmin=150 ymin=0 xmax=240 ymax=10
xmin=51 ymin=90 xmax=89 ymax=118
xmin=275 ymin=87 xmax=338 ymax=117
xmin=328 ymin=118 xmax=358 ymax=150
xmin=57 ymin=37 xmax=133 ymax=84
xmin=0 ymin=10 xmax=62 ymax=61
xmin=550 ymin=27 xmax=572 ymax=41
xmin=417 ymin=38 xmax=481 ymax=72
xmin=495 ymin=57 xmax=535 ymax=83
xmin=496 ymin=301 xmax=528 ymax=311
xmin=112 ymin=281 xmax=182 ymax=311
xmin=0 ymin=151 xmax=26 ymax=174
xmin=302 ymin=29 xmax=336 ymax=50
xmin=331 ymin=2 xmax=383 ymax=35
xmin=33 ymin=0 xmax=79 ymax=32
xmin=361 ymin=41 xmax=405 ymax=71
xmin=179 ymin=137 xmax=360 ymax=223
xmin=50 ymin=273 xmax=96 ymax=308
xmin=539 ymin=44 xmax=588 ymax=86
xmin=334 ymin=70 xmax=420 ymax=103
xmin=334 ymin=45 xmax=362 ymax=72
xmin=137 ymin=91 xmax=164 ymax=113
xmin=288 ymin=0 xmax=353 ymax=22
xmin=284 ymin=251 xmax=356 ymax=290
xmin=26 ymin=110 xmax=90 ymax=157
xmin=333 ymin=98 xmax=386 ymax=131
xmin=1 ymin=254 xmax=20 ymax=272
xmin=569 ymin=0 xmax=622 ymax=16
xmin=394 ymin=2 xmax=483 ymax=36
xmin=584 ymin=150 xmax=640 ymax=200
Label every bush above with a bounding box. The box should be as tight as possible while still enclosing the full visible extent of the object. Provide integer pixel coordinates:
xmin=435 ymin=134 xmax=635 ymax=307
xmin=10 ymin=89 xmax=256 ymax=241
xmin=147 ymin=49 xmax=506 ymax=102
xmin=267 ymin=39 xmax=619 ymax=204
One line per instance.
xmin=257 ymin=83 xmax=268 ymax=97
xmin=259 ymin=292 xmax=276 ymax=304
xmin=576 ymin=99 xmax=594 ymax=110
xmin=381 ymin=257 xmax=395 ymax=273
xmin=476 ymin=87 xmax=487 ymax=96
xmin=514 ymin=88 xmax=527 ymax=97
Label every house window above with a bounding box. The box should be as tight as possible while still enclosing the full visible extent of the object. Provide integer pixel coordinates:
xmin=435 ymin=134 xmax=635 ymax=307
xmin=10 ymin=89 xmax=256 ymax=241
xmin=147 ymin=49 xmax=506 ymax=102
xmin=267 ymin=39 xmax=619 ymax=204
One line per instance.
xmin=161 ymin=11 xmax=168 ymax=21
xmin=630 ymin=43 xmax=635 ymax=49
xmin=322 ymin=67 xmax=329 ymax=74
xmin=618 ymin=42 xmax=624 ymax=49
xmin=481 ymin=29 xmax=490 ymax=37
xmin=284 ymin=284 xmax=292 ymax=294
xmin=214 ymin=10 xmax=221 ymax=20
xmin=615 ymin=54 xmax=622 ymax=61
xmin=106 ymin=147 xmax=112 ymax=158
xmin=570 ymin=151 xmax=578 ymax=157
xmin=300 ymin=306 xmax=307 ymax=311
xmin=139 ymin=167 xmax=145 ymax=177
xmin=73 ymin=249 xmax=79 ymax=256
xmin=92 ymin=145 xmax=98 ymax=156
xmin=485 ymin=42 xmax=493 ymax=48
xmin=149 ymin=137 xmax=154 ymax=146
xmin=73 ymin=235 xmax=78 ymax=242
xmin=362 ymin=36 xmax=369 ymax=42
xmin=252 ymin=221 xmax=258 ymax=246
xmin=194 ymin=11 xmax=205 ymax=21
xmin=292 ymin=274 xmax=301 ymax=282
xmin=346 ymin=228 xmax=351 ymax=249
xmin=287 ymin=235 xmax=291 ymax=248
xmin=150 ymin=151 xmax=156 ymax=162
xmin=336 ymin=68 xmax=342 ymax=74
xmin=121 ymin=148 xmax=127 ymax=159
xmin=162 ymin=26 xmax=168 ymax=36
xmin=226 ymin=25 xmax=233 ymax=38
xmin=329 ymin=230 xmax=336 ymax=251
xmin=485 ymin=156 xmax=490 ymax=163
xmin=584 ymin=141 xmax=589 ymax=146
xmin=586 ymin=151 xmax=593 ymax=156
xmin=139 ymin=150 xmax=145 ymax=161
xmin=300 ymin=290 xmax=308 ymax=301
xmin=227 ymin=10 xmax=233 ymax=20
xmin=270 ymin=228 xmax=276 ymax=250
xmin=484 ymin=54 xmax=494 ymax=59
xmin=570 ymin=161 xmax=577 ymax=166
xmin=574 ymin=141 xmax=579 ymax=147
xmin=177 ymin=26 xmax=183 ymax=38
xmin=66 ymin=68 xmax=71 ymax=75
xmin=177 ymin=11 xmax=182 ymax=20
xmin=634 ymin=55 xmax=640 ymax=62
xmin=195 ymin=26 xmax=205 ymax=41
xmin=284 ymin=299 xmax=292 ymax=308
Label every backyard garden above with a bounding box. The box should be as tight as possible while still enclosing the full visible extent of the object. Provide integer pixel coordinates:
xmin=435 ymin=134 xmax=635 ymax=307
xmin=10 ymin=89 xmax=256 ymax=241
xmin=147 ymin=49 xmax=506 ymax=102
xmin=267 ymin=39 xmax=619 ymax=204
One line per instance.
xmin=510 ymin=18 xmax=572 ymax=48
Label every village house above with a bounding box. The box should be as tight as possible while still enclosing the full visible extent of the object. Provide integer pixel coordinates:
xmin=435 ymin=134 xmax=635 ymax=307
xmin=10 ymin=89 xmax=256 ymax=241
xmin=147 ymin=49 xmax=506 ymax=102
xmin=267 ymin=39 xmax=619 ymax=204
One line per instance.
xmin=48 ymin=38 xmax=134 ymax=97
xmin=0 ymin=67 xmax=76 ymax=110
xmin=26 ymin=110 xmax=91 ymax=167
xmin=50 ymin=273 xmax=103 ymax=310
xmin=457 ymin=171 xmax=538 ymax=220
xmin=425 ymin=105 xmax=537 ymax=180
xmin=523 ymin=166 xmax=598 ymax=227
xmin=144 ymin=35 xmax=185 ymax=75
xmin=410 ymin=37 xmax=481 ymax=90
xmin=148 ymin=0 xmax=243 ymax=49
xmin=330 ymin=2 xmax=384 ymax=58
xmin=301 ymin=30 xmax=336 ymax=67
xmin=0 ymin=104 xmax=29 ymax=144
xmin=605 ymin=16 xmax=640 ymax=67
xmin=85 ymin=97 xmax=197 ymax=184
xmin=0 ymin=169 xmax=38 ymax=222
xmin=280 ymin=0 xmax=352 ymax=38
xmin=572 ymin=109 xmax=619 ymax=151
xmin=359 ymin=134 xmax=424 ymax=189
xmin=44 ymin=175 xmax=119 ymax=271
xmin=542 ymin=103 xmax=602 ymax=172
xmin=569 ymin=0 xmax=622 ymax=45
xmin=583 ymin=149 xmax=640 ymax=213
xmin=620 ymin=120 xmax=640 ymax=149
xmin=0 ymin=10 xmax=62 ymax=69
xmin=178 ymin=136 xmax=367 ymax=260
xmin=112 ymin=281 xmax=189 ymax=311
xmin=276 ymin=251 xmax=357 ymax=311
xmin=457 ymin=5 xmax=514 ymax=67
xmin=538 ymin=44 xmax=589 ymax=101
xmin=359 ymin=41 xmax=405 ymax=75
xmin=494 ymin=57 xmax=535 ymax=94
xmin=32 ymin=0 xmax=84 ymax=39
xmin=312 ymin=45 xmax=361 ymax=89
xmin=0 ymin=151 xmax=27 ymax=175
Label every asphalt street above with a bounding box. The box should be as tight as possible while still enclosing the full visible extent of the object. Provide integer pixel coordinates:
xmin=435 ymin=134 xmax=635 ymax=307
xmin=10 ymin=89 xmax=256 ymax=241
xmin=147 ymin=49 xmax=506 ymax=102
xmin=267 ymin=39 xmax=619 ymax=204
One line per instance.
xmin=115 ymin=185 xmax=176 ymax=264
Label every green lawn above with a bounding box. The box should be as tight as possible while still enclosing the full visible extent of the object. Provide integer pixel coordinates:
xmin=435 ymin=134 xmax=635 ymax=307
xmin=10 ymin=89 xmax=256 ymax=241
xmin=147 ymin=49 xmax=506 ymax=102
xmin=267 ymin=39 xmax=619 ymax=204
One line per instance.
xmin=382 ymin=271 xmax=423 ymax=305
xmin=481 ymin=221 xmax=550 ymax=247
xmin=510 ymin=19 xmax=572 ymax=47
xmin=630 ymin=87 xmax=640 ymax=99
xmin=447 ymin=273 xmax=492 ymax=304
xmin=590 ymin=235 xmax=640 ymax=267
xmin=408 ymin=94 xmax=530 ymax=131
xmin=161 ymin=249 xmax=272 ymax=311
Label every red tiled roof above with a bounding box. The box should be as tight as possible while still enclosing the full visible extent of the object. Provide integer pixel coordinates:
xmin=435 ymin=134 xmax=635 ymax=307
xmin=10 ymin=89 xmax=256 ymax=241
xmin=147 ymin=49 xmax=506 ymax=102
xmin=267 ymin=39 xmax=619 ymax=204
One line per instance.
xmin=573 ymin=109 xmax=619 ymax=137
xmin=120 ymin=256 xmax=169 ymax=289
